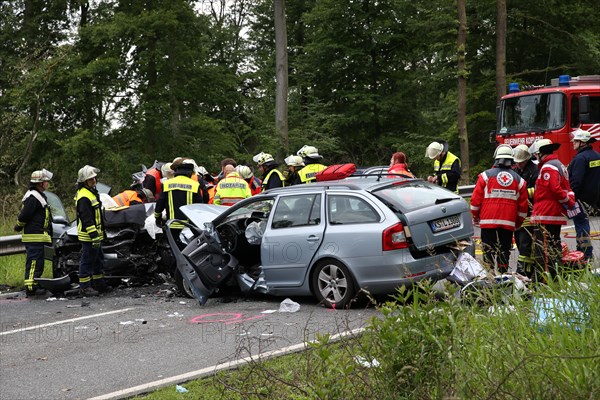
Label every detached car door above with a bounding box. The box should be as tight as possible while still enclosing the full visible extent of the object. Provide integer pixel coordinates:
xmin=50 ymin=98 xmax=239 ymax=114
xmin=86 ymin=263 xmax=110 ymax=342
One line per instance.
xmin=261 ymin=193 xmax=325 ymax=287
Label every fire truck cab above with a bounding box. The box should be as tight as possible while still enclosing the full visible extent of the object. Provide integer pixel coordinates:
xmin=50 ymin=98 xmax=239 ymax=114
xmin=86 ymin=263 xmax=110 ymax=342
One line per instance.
xmin=494 ymin=75 xmax=600 ymax=165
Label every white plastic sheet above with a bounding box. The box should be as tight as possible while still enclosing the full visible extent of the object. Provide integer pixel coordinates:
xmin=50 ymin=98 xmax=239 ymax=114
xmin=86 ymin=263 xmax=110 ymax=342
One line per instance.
xmin=449 ymin=252 xmax=487 ymax=283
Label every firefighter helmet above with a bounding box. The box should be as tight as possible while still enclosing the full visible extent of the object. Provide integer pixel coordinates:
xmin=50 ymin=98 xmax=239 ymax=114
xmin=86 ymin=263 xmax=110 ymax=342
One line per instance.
xmin=236 ymin=165 xmax=253 ymax=179
xmin=494 ymin=144 xmax=514 ymax=160
xmin=253 ymin=152 xmax=274 ymax=166
xmin=284 ymin=155 xmax=305 ymax=167
xmin=77 ymin=165 xmax=99 ymax=183
xmin=140 ymin=188 xmax=155 ymax=203
xmin=161 ymin=162 xmax=173 ymax=178
xmin=425 ymin=142 xmax=444 ymax=159
xmin=535 ymin=139 xmax=560 ymax=154
xmin=571 ymin=128 xmax=596 ymax=143
xmin=297 ymin=145 xmax=322 ymax=159
xmin=30 ymin=169 xmax=53 ymax=183
xmin=512 ymin=144 xmax=531 ymax=163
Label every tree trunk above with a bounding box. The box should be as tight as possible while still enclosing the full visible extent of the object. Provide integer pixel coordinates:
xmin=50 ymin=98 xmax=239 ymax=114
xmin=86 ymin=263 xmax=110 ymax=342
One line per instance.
xmin=274 ymin=0 xmax=289 ymax=156
xmin=457 ymin=0 xmax=469 ymax=183
xmin=496 ymin=0 xmax=507 ymax=104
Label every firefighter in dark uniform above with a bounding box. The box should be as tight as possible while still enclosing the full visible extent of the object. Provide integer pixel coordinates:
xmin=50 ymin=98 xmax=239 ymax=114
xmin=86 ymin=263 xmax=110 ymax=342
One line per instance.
xmin=154 ymin=161 xmax=205 ymax=248
xmin=14 ymin=169 xmax=54 ymax=296
xmin=75 ymin=165 xmax=111 ymax=296
xmin=284 ymin=155 xmax=304 ymax=186
xmin=568 ymin=129 xmax=600 ymax=261
xmin=512 ymin=144 xmax=538 ymax=277
xmin=253 ymin=152 xmax=285 ymax=190
xmin=426 ymin=141 xmax=461 ymax=193
xmin=297 ymin=145 xmax=327 ymax=183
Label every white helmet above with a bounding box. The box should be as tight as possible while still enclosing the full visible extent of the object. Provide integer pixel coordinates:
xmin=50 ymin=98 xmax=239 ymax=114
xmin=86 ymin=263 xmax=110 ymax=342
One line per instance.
xmin=252 ymin=152 xmax=274 ymax=166
xmin=425 ymin=142 xmax=444 ymax=159
xmin=182 ymin=158 xmax=200 ymax=173
xmin=77 ymin=165 xmax=100 ymax=183
xmin=534 ymin=138 xmax=560 ymax=155
xmin=161 ymin=162 xmax=174 ymax=177
xmin=494 ymin=144 xmax=514 ymax=160
xmin=297 ymin=145 xmax=322 ymax=159
xmin=197 ymin=166 xmax=209 ymax=176
xmin=30 ymin=169 xmax=53 ymax=183
xmin=236 ymin=165 xmax=253 ymax=179
xmin=571 ymin=128 xmax=594 ymax=143
xmin=512 ymin=144 xmax=531 ymax=163
xmin=284 ymin=155 xmax=305 ymax=167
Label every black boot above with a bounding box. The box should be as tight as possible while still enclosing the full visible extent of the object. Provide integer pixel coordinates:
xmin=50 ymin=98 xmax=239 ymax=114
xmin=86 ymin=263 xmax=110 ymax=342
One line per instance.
xmin=80 ymin=286 xmax=100 ymax=297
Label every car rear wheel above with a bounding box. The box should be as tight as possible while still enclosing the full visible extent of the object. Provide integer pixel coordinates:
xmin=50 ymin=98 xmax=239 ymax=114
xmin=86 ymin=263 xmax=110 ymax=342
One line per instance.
xmin=312 ymin=260 xmax=356 ymax=309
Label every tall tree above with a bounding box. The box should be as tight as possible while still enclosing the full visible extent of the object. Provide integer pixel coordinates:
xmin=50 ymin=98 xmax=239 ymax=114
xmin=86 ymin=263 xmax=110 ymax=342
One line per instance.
xmin=274 ymin=0 xmax=289 ymax=156
xmin=457 ymin=0 xmax=469 ymax=182
xmin=495 ymin=0 xmax=507 ymax=104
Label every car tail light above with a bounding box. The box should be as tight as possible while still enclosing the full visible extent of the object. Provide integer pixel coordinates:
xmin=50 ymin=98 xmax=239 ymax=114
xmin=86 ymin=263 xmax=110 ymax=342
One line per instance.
xmin=383 ymin=222 xmax=409 ymax=251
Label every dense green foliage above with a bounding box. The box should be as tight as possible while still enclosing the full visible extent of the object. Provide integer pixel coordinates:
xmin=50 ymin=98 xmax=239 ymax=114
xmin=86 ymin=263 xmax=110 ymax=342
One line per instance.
xmin=1 ymin=0 xmax=600 ymax=201
xmin=139 ymin=275 xmax=600 ymax=399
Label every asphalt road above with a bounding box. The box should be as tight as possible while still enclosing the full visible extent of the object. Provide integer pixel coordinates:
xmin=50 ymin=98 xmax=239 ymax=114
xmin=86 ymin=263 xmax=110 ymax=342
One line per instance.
xmin=0 ymin=287 xmax=378 ymax=400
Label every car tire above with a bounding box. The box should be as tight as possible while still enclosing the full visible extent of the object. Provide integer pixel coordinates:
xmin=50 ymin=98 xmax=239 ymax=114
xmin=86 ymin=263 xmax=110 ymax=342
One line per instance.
xmin=174 ymin=268 xmax=194 ymax=298
xmin=312 ymin=260 xmax=356 ymax=309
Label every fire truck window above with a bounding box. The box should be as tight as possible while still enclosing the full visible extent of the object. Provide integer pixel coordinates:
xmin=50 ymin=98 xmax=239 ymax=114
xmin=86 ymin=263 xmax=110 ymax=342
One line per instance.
xmin=571 ymin=97 xmax=579 ymax=127
xmin=590 ymin=97 xmax=600 ymax=123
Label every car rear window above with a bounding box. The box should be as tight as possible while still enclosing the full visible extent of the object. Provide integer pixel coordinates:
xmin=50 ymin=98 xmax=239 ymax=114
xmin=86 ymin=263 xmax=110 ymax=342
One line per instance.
xmin=372 ymin=182 xmax=461 ymax=212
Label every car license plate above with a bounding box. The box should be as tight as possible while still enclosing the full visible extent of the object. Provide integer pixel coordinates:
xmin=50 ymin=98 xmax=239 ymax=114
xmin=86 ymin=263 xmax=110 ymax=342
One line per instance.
xmin=430 ymin=215 xmax=461 ymax=233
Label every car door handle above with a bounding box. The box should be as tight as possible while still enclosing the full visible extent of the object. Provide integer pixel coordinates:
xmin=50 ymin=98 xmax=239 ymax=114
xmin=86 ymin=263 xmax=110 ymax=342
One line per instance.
xmin=306 ymin=235 xmax=320 ymax=242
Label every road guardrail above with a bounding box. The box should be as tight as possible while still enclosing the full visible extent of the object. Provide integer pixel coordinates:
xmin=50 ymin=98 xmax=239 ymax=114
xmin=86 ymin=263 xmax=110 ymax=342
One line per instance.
xmin=0 ymin=235 xmax=25 ymax=257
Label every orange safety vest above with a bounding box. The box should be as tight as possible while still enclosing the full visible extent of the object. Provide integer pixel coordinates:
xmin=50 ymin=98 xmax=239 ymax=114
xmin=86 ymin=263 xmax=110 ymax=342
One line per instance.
xmin=249 ymin=176 xmax=262 ymax=196
xmin=112 ymin=190 xmax=143 ymax=207
xmin=146 ymin=168 xmax=162 ymax=196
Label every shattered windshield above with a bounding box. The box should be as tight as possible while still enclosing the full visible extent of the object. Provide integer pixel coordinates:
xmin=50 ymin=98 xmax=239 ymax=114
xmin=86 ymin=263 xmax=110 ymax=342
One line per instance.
xmin=498 ymin=93 xmax=566 ymax=134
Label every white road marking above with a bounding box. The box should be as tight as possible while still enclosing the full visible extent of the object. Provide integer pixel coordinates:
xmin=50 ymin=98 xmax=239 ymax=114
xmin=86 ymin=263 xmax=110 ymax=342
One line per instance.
xmin=0 ymin=308 xmax=134 ymax=336
xmin=88 ymin=327 xmax=365 ymax=400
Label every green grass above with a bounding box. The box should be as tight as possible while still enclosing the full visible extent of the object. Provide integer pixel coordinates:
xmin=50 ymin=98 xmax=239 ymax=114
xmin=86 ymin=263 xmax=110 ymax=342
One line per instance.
xmin=136 ymin=270 xmax=600 ymax=400
xmin=0 ymin=254 xmax=53 ymax=289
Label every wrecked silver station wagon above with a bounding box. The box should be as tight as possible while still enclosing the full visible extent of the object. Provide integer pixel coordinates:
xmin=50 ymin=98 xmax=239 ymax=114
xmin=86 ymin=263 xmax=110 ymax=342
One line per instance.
xmin=168 ymin=177 xmax=475 ymax=308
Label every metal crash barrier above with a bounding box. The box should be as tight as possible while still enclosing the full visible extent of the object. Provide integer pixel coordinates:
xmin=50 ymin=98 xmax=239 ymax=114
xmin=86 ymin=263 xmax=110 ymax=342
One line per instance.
xmin=0 ymin=235 xmax=25 ymax=256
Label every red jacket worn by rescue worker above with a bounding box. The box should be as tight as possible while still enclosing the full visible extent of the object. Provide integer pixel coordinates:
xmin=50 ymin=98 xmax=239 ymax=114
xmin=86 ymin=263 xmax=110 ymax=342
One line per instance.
xmin=470 ymin=167 xmax=528 ymax=231
xmin=248 ymin=176 xmax=262 ymax=196
xmin=143 ymin=168 xmax=162 ymax=197
xmin=387 ymin=163 xmax=414 ymax=178
xmin=531 ymin=154 xmax=575 ymax=225
xmin=112 ymin=190 xmax=143 ymax=207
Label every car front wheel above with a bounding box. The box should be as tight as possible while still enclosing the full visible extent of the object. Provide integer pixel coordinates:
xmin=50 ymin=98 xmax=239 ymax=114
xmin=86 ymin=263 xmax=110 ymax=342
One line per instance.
xmin=312 ymin=260 xmax=356 ymax=309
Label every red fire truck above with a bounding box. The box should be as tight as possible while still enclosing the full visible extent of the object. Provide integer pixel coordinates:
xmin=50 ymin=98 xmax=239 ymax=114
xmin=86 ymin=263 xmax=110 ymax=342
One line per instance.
xmin=494 ymin=75 xmax=600 ymax=165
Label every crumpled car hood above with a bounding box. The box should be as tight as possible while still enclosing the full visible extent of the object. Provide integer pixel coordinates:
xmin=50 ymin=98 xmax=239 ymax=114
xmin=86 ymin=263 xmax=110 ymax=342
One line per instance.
xmin=180 ymin=204 xmax=228 ymax=229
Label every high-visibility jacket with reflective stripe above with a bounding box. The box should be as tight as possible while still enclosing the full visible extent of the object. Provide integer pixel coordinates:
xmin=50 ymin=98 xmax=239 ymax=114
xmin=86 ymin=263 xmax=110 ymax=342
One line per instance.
xmin=298 ymin=163 xmax=326 ymax=183
xmin=214 ymin=172 xmax=252 ymax=206
xmin=76 ymin=186 xmax=105 ymax=242
xmin=262 ymin=168 xmax=286 ymax=189
xmin=470 ymin=167 xmax=528 ymax=231
xmin=17 ymin=188 xmax=52 ymax=243
xmin=531 ymin=155 xmax=574 ymax=225
xmin=154 ymin=175 xmax=202 ymax=229
xmin=112 ymin=190 xmax=143 ymax=207
xmin=433 ymin=152 xmax=461 ymax=193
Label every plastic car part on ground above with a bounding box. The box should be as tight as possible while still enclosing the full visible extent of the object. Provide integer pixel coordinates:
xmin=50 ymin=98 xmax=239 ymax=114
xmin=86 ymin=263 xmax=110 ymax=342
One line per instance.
xmin=532 ymin=296 xmax=589 ymax=332
xmin=278 ymin=298 xmax=300 ymax=313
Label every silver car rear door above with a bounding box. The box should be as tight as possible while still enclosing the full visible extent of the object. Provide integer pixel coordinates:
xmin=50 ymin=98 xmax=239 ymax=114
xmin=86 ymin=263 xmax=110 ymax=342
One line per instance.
xmin=260 ymin=192 xmax=325 ymax=287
